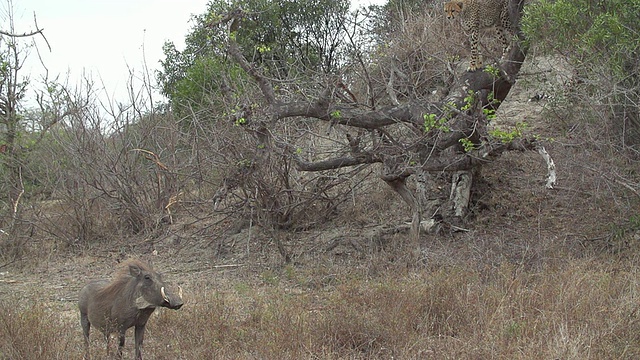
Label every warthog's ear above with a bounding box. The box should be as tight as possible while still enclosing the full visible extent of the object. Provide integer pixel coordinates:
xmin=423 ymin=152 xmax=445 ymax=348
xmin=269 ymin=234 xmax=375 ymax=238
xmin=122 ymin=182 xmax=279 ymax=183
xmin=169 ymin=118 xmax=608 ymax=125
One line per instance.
xmin=135 ymin=296 xmax=155 ymax=309
xmin=129 ymin=265 xmax=142 ymax=277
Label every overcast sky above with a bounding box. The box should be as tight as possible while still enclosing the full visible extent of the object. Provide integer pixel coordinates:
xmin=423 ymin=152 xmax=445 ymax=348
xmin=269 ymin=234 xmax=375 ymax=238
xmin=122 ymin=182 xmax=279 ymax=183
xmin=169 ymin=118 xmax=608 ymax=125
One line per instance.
xmin=8 ymin=0 xmax=383 ymax=106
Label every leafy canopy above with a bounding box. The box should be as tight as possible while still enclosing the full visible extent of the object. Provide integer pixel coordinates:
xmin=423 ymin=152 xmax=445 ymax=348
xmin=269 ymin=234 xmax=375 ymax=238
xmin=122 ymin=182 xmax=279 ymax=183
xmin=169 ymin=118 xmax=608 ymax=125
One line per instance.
xmin=157 ymin=0 xmax=350 ymax=114
xmin=522 ymin=0 xmax=640 ymax=76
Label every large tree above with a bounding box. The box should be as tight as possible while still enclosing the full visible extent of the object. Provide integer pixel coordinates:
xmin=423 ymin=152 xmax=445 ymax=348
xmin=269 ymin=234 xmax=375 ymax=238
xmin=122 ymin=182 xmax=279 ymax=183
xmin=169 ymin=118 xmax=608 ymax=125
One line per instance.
xmin=158 ymin=0 xmax=554 ymax=245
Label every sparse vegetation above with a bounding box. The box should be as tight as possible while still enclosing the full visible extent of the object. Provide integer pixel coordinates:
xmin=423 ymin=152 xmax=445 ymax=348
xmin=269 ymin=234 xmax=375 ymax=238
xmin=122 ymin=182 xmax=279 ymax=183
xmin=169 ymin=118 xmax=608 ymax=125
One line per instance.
xmin=4 ymin=260 xmax=640 ymax=359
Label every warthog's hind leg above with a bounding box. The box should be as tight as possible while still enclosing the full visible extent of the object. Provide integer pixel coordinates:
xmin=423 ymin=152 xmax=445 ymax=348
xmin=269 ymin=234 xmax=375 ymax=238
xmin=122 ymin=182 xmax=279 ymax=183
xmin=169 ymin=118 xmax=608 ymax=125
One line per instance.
xmin=80 ymin=313 xmax=91 ymax=359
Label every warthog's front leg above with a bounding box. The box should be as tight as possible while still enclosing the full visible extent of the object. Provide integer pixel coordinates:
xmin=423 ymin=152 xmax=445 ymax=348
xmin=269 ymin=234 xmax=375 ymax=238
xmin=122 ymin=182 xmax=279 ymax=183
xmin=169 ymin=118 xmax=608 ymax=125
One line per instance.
xmin=134 ymin=324 xmax=146 ymax=360
xmin=116 ymin=331 xmax=126 ymax=359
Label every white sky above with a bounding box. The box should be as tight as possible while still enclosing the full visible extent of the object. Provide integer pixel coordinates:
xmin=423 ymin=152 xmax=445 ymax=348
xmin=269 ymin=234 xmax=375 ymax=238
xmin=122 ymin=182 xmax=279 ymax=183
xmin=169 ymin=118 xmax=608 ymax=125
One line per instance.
xmin=8 ymin=0 xmax=383 ymax=107
xmin=10 ymin=0 xmax=208 ymax=105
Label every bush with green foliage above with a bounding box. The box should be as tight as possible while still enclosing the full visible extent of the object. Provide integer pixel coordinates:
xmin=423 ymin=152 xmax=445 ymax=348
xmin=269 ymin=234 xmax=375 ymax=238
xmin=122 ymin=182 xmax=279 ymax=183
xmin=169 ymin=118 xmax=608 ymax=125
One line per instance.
xmin=157 ymin=0 xmax=350 ymax=115
xmin=522 ymin=0 xmax=640 ymax=75
xmin=522 ymin=0 xmax=640 ymax=144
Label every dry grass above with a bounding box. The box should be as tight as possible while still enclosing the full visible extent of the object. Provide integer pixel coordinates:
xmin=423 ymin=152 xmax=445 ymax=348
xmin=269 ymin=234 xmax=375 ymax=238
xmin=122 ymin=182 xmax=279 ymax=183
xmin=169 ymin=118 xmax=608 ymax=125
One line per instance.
xmin=0 ymin=304 xmax=77 ymax=359
xmin=3 ymin=258 xmax=640 ymax=359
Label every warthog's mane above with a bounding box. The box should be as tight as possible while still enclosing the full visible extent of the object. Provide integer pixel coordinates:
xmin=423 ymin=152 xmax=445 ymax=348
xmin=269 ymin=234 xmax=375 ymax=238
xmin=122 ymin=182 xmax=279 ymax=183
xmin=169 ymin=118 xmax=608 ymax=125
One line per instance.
xmin=100 ymin=258 xmax=155 ymax=297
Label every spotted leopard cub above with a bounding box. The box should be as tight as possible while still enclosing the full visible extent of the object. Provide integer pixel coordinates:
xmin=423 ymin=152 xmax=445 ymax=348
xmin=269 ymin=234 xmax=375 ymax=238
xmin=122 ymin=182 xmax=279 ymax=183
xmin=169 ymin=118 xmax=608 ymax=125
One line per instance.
xmin=444 ymin=0 xmax=512 ymax=71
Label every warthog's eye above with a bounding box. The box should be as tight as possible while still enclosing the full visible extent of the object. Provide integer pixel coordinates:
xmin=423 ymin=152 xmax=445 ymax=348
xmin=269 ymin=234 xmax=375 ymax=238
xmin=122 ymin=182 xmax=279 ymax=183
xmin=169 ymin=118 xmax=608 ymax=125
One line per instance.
xmin=144 ymin=274 xmax=152 ymax=281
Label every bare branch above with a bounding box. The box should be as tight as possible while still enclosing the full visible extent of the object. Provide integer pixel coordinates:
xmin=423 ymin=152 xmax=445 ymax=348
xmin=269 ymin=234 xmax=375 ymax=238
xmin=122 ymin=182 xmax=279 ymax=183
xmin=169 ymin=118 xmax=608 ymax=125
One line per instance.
xmin=210 ymin=10 xmax=278 ymax=105
xmin=294 ymin=153 xmax=382 ymax=172
xmin=0 ymin=12 xmax=51 ymax=51
xmin=271 ymin=100 xmax=434 ymax=130
xmin=537 ymin=145 xmax=557 ymax=189
xmin=227 ymin=37 xmax=277 ymax=104
xmin=0 ymin=28 xmax=42 ymax=38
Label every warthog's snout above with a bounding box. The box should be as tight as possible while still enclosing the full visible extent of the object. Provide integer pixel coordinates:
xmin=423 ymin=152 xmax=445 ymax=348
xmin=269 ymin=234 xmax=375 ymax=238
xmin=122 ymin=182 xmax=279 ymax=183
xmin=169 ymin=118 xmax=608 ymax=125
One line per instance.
xmin=161 ymin=286 xmax=184 ymax=310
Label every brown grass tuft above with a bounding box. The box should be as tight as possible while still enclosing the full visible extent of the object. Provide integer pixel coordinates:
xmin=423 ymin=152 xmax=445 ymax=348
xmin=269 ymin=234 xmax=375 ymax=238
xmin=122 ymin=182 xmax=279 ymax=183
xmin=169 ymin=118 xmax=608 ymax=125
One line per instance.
xmin=0 ymin=303 xmax=77 ymax=360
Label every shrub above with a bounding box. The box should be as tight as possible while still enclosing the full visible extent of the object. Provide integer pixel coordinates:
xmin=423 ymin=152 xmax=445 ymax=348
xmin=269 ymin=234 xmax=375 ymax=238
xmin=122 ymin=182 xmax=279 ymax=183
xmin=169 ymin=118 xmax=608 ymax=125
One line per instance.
xmin=522 ymin=0 xmax=640 ymax=146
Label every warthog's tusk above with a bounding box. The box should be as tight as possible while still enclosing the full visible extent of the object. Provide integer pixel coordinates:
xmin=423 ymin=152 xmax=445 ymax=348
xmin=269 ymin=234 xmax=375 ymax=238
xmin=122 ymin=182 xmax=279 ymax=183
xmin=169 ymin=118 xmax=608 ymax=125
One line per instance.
xmin=178 ymin=286 xmax=183 ymax=299
xmin=161 ymin=286 xmax=169 ymax=302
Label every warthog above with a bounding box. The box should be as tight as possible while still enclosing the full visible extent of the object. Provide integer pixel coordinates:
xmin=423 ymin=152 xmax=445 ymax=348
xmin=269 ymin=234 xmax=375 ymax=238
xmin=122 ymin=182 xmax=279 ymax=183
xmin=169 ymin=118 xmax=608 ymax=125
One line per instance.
xmin=78 ymin=259 xmax=183 ymax=360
